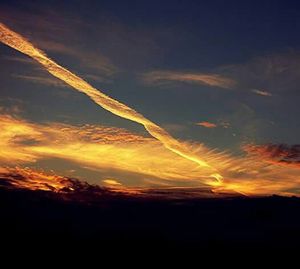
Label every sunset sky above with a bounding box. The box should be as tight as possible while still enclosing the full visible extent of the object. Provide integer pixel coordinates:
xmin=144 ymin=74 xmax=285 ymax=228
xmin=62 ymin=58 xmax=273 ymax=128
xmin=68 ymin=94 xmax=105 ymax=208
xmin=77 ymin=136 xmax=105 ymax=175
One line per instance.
xmin=1 ymin=0 xmax=300 ymax=195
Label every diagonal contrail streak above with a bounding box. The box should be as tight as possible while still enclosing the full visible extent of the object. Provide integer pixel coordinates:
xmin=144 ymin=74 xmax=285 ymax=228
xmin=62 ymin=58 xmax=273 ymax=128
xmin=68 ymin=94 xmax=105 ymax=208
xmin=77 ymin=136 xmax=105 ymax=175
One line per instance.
xmin=0 ymin=22 xmax=221 ymax=178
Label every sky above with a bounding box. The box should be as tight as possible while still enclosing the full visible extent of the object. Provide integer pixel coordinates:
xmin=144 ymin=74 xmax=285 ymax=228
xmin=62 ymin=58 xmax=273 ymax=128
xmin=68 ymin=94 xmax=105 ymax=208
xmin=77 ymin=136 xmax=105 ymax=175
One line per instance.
xmin=0 ymin=0 xmax=300 ymax=195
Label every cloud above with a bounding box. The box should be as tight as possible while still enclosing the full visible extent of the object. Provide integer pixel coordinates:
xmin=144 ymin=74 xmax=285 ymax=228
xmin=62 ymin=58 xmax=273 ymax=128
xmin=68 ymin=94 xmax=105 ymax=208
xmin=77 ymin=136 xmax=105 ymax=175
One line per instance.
xmin=37 ymin=40 xmax=117 ymax=78
xmin=0 ymin=115 xmax=42 ymax=163
xmin=196 ymin=121 xmax=217 ymax=128
xmin=243 ymin=143 xmax=300 ymax=168
xmin=2 ymin=55 xmax=36 ymax=65
xmin=220 ymin=121 xmax=230 ymax=129
xmin=218 ymin=50 xmax=300 ymax=95
xmin=0 ymin=22 xmax=221 ymax=177
xmin=163 ymin=123 xmax=187 ymax=133
xmin=252 ymin=89 xmax=272 ymax=97
xmin=84 ymin=74 xmax=112 ymax=83
xmin=1 ymin=167 xmax=223 ymax=199
xmin=0 ymin=100 xmax=23 ymax=115
xmin=0 ymin=8 xmax=117 ymax=79
xmin=0 ymin=166 xmax=76 ymax=192
xmin=2 ymin=114 xmax=300 ymax=195
xmin=13 ymin=74 xmax=69 ymax=88
xmin=0 ymin=167 xmax=120 ymax=196
xmin=0 ymin=114 xmax=226 ymax=184
xmin=2 ymin=23 xmax=300 ymax=196
xmin=103 ymin=179 xmax=122 ymax=186
xmin=5 ymin=40 xmax=116 ymax=80
xmin=142 ymin=71 xmax=236 ymax=89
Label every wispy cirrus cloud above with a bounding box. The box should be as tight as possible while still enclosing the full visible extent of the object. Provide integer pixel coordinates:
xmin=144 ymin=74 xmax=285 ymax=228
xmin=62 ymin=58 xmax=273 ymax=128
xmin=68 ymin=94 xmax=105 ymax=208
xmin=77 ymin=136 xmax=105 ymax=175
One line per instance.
xmin=218 ymin=50 xmax=300 ymax=96
xmin=6 ymin=56 xmax=109 ymax=87
xmin=0 ymin=7 xmax=117 ymax=80
xmin=103 ymin=179 xmax=123 ymax=186
xmin=13 ymin=74 xmax=69 ymax=88
xmin=2 ymin=114 xmax=300 ymax=195
xmin=252 ymin=89 xmax=272 ymax=97
xmin=0 ymin=22 xmax=221 ymax=175
xmin=2 ymin=55 xmax=37 ymax=65
xmin=0 ymin=114 xmax=226 ymax=184
xmin=196 ymin=121 xmax=217 ymax=128
xmin=142 ymin=71 xmax=236 ymax=89
xmin=4 ymin=40 xmax=117 ymax=80
xmin=141 ymin=51 xmax=300 ymax=97
xmin=2 ymin=20 xmax=300 ymax=196
xmin=243 ymin=143 xmax=300 ymax=168
xmin=0 ymin=98 xmax=24 ymax=116
xmin=36 ymin=40 xmax=117 ymax=78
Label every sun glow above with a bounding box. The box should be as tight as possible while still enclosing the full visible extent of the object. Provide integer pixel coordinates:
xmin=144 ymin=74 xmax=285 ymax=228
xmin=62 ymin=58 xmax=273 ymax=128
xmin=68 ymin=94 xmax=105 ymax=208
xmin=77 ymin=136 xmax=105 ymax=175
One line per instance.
xmin=0 ymin=22 xmax=221 ymax=179
xmin=1 ymin=23 xmax=300 ymax=196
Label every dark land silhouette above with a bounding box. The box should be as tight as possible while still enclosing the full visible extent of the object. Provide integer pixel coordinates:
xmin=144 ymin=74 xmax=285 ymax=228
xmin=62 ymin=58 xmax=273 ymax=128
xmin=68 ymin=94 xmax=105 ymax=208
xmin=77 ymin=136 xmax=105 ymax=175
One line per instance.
xmin=1 ymin=173 xmax=300 ymax=251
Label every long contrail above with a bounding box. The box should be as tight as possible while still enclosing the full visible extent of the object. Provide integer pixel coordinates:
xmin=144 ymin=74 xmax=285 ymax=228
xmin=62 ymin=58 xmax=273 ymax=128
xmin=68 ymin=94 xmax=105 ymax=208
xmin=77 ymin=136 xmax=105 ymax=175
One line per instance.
xmin=0 ymin=22 xmax=220 ymax=176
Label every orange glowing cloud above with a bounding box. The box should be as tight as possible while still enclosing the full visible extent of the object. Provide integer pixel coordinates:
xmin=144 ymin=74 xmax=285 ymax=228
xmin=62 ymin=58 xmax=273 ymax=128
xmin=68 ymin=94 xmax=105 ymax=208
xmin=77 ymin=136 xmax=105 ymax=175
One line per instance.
xmin=103 ymin=179 xmax=122 ymax=186
xmin=0 ymin=115 xmax=40 ymax=163
xmin=1 ymin=23 xmax=300 ymax=197
xmin=1 ymin=114 xmax=300 ymax=196
xmin=0 ymin=114 xmax=225 ymax=184
xmin=196 ymin=121 xmax=217 ymax=128
xmin=243 ymin=143 xmax=300 ymax=168
xmin=0 ymin=22 xmax=220 ymax=176
xmin=0 ymin=166 xmax=75 ymax=192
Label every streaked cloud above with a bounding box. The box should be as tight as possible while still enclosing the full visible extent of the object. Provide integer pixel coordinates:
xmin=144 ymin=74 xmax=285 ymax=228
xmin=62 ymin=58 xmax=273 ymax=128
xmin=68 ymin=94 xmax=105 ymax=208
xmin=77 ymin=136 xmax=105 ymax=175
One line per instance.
xmin=1 ymin=114 xmax=300 ymax=195
xmin=0 ymin=101 xmax=23 ymax=115
xmin=0 ymin=166 xmax=75 ymax=192
xmin=5 ymin=40 xmax=117 ymax=80
xmin=13 ymin=74 xmax=68 ymax=88
xmin=196 ymin=121 xmax=217 ymax=128
xmin=252 ymin=89 xmax=272 ymax=97
xmin=103 ymin=179 xmax=122 ymax=186
xmin=0 ymin=167 xmax=221 ymax=198
xmin=0 ymin=114 xmax=224 ymax=183
xmin=37 ymin=40 xmax=117 ymax=78
xmin=84 ymin=74 xmax=112 ymax=83
xmin=243 ymin=143 xmax=300 ymax=168
xmin=1 ymin=22 xmax=300 ymax=196
xmin=0 ymin=22 xmax=219 ymax=175
xmin=142 ymin=71 xmax=236 ymax=89
xmin=0 ymin=8 xmax=117 ymax=80
xmin=2 ymin=55 xmax=36 ymax=65
xmin=163 ymin=123 xmax=187 ymax=133
xmin=218 ymin=51 xmax=300 ymax=96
